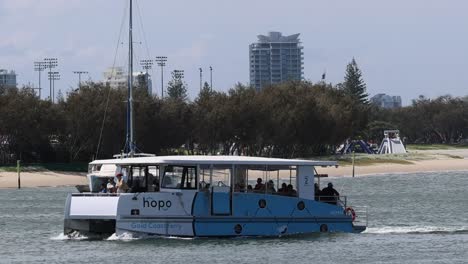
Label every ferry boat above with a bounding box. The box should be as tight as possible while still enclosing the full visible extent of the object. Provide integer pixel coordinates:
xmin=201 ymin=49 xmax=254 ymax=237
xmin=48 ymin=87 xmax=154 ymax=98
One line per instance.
xmin=64 ymin=155 xmax=367 ymax=237
xmin=64 ymin=1 xmax=366 ymax=237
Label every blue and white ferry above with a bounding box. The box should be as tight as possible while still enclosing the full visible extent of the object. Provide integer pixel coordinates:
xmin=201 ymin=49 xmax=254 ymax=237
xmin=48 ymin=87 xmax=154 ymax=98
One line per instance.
xmin=64 ymin=155 xmax=367 ymax=237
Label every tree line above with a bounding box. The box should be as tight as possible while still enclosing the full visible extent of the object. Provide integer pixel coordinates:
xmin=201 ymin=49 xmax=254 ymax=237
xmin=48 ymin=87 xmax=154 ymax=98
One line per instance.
xmin=1 ymin=60 xmax=467 ymax=164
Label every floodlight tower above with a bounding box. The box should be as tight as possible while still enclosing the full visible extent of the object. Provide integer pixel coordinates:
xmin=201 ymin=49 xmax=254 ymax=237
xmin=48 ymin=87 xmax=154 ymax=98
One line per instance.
xmin=34 ymin=61 xmax=47 ymax=98
xmin=199 ymin=67 xmax=203 ymax=92
xmin=209 ymin=66 xmax=213 ymax=92
xmin=48 ymin=72 xmax=60 ymax=103
xmin=173 ymin=69 xmax=184 ymax=79
xmin=155 ymin=56 xmax=167 ymax=98
xmin=172 ymin=69 xmax=185 ymax=95
xmin=44 ymin=58 xmax=58 ymax=102
xmin=140 ymin=59 xmax=153 ymax=93
xmin=73 ymin=71 xmax=89 ymax=89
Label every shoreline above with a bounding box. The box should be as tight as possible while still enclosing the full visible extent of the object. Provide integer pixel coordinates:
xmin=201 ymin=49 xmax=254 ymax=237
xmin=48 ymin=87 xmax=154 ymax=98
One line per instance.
xmin=0 ymin=171 xmax=87 ymax=189
xmin=1 ymin=150 xmax=467 ymax=188
xmin=320 ymin=159 xmax=468 ymax=177
xmin=1 ymin=162 xmax=467 ymax=189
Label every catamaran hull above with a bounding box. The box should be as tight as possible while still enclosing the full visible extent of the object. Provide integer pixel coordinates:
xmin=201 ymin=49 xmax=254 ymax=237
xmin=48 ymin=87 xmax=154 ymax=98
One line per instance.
xmin=115 ymin=217 xmax=362 ymax=237
xmin=65 ymin=192 xmax=366 ymax=237
xmin=121 ymin=192 xmax=364 ymax=237
xmin=64 ymin=219 xmax=116 ymax=235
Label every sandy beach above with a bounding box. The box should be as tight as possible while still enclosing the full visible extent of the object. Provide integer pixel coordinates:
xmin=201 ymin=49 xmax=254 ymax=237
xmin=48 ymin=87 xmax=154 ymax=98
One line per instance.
xmin=0 ymin=148 xmax=467 ymax=188
xmin=321 ymin=159 xmax=468 ymax=177
xmin=0 ymin=171 xmax=87 ymax=189
xmin=321 ymin=148 xmax=468 ymax=177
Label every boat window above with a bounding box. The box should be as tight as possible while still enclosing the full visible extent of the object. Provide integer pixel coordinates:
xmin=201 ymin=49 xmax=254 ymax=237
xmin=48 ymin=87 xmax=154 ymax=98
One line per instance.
xmin=126 ymin=165 xmax=160 ymax=192
xmin=146 ymin=166 xmax=159 ymax=192
xmin=239 ymin=166 xmax=297 ymax=197
xmin=211 ymin=167 xmax=231 ymax=188
xmin=233 ymin=167 xmax=247 ymax=192
xmin=199 ymin=167 xmax=211 ymax=190
xmin=162 ymin=165 xmax=197 ymax=189
xmin=89 ymin=164 xmax=102 ymax=173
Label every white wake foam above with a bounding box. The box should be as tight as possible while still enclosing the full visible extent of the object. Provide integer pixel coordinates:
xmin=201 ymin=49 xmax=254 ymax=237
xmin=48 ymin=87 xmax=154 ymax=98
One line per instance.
xmin=51 ymin=232 xmax=89 ymax=240
xmin=106 ymin=232 xmax=194 ymax=241
xmin=106 ymin=232 xmax=140 ymax=241
xmin=365 ymin=226 xmax=468 ymax=234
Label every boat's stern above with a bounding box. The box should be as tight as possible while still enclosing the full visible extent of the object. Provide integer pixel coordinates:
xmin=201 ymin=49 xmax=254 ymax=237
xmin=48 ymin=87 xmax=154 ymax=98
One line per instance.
xmin=347 ymin=205 xmax=368 ymax=233
xmin=64 ymin=193 xmax=120 ymax=235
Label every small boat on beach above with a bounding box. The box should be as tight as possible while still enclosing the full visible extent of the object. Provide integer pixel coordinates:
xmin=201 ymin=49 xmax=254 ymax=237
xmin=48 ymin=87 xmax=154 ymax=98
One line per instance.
xmin=64 ymin=155 xmax=367 ymax=237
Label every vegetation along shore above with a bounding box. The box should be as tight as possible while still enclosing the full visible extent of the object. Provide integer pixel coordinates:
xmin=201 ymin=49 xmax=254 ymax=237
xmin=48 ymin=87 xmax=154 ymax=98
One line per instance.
xmin=1 ymin=59 xmax=467 ymax=187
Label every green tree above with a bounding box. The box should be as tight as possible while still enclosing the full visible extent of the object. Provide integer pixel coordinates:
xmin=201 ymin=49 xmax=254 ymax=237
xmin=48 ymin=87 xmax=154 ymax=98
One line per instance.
xmin=0 ymin=86 xmax=58 ymax=162
xmin=343 ymin=58 xmax=368 ymax=104
xmin=167 ymin=71 xmax=188 ymax=101
xmin=193 ymin=88 xmax=228 ymax=154
xmin=201 ymin=82 xmax=211 ymax=94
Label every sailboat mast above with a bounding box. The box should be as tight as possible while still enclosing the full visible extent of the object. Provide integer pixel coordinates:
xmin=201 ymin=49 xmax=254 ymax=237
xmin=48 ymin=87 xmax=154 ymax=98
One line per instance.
xmin=127 ymin=0 xmax=135 ymax=156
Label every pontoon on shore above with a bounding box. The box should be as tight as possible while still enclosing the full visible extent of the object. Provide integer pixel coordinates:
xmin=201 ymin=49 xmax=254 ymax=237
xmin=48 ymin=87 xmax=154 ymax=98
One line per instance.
xmin=64 ymin=155 xmax=367 ymax=237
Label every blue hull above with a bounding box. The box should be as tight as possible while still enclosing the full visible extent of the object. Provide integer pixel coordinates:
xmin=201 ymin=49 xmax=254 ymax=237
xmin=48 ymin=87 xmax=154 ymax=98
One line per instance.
xmin=191 ymin=192 xmax=358 ymax=237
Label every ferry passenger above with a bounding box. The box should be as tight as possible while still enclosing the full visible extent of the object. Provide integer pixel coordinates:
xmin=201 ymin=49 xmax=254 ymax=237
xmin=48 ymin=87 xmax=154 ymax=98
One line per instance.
xmin=254 ymin=178 xmax=265 ymax=192
xmin=107 ymin=178 xmax=116 ymax=193
xmin=247 ymin=185 xmax=253 ymax=192
xmin=321 ymin=182 xmax=340 ymax=204
xmin=99 ymin=183 xmax=107 ymax=193
xmin=130 ymin=178 xmax=143 ymax=192
xmin=143 ymin=167 xmax=155 ymax=192
xmin=266 ymin=180 xmax=276 ymax=194
xmin=287 ymin=184 xmax=297 ymax=197
xmin=278 ymin=183 xmax=288 ymax=195
xmin=234 ymin=181 xmax=246 ymax=192
xmin=116 ymin=173 xmax=129 ymax=193
xmin=314 ymin=183 xmax=321 ymax=201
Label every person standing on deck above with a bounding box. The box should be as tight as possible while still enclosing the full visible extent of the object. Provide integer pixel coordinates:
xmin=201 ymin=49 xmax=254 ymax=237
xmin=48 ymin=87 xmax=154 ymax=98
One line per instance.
xmin=314 ymin=183 xmax=321 ymax=201
xmin=321 ymin=182 xmax=340 ymax=204
xmin=116 ymin=173 xmax=129 ymax=193
xmin=107 ymin=178 xmax=116 ymax=193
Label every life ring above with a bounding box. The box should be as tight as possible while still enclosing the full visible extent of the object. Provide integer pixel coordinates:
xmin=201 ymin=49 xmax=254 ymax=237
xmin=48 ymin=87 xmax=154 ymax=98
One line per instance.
xmin=345 ymin=207 xmax=356 ymax=221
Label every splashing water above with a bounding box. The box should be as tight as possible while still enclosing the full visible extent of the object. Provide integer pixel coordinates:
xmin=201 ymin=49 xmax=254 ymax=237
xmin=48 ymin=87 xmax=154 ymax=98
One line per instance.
xmin=365 ymin=225 xmax=468 ymax=234
xmin=50 ymin=232 xmax=88 ymax=241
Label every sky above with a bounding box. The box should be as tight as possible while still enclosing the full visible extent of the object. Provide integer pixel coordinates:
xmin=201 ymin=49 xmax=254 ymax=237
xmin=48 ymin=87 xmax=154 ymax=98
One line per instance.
xmin=1 ymin=0 xmax=467 ymax=105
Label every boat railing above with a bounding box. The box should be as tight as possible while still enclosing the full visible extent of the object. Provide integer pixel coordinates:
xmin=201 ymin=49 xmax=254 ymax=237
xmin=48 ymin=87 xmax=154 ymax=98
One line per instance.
xmin=316 ymin=195 xmax=347 ymax=207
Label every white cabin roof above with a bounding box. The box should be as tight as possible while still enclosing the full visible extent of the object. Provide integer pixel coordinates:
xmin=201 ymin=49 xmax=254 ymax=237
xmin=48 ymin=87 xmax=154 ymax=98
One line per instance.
xmin=89 ymin=155 xmax=338 ymax=167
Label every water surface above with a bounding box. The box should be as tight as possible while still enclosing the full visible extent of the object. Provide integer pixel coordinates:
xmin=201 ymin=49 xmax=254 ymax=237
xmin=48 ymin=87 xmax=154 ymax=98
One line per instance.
xmin=0 ymin=171 xmax=467 ymax=264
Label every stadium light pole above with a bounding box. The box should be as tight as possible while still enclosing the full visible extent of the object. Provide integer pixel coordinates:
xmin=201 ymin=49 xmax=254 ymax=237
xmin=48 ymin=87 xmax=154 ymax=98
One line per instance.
xmin=48 ymin=71 xmax=60 ymax=103
xmin=155 ymin=56 xmax=167 ymax=98
xmin=44 ymin=58 xmax=58 ymax=102
xmin=34 ymin=61 xmax=47 ymax=98
xmin=171 ymin=70 xmax=184 ymax=98
xmin=173 ymin=69 xmax=184 ymax=80
xmin=199 ymin=67 xmax=203 ymax=92
xmin=140 ymin=59 xmax=153 ymax=93
xmin=73 ymin=71 xmax=88 ymax=89
xmin=209 ymin=66 xmax=213 ymax=92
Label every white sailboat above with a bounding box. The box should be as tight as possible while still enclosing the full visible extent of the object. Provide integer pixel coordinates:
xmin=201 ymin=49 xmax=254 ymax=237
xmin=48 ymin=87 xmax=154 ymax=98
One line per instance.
xmin=76 ymin=0 xmax=155 ymax=193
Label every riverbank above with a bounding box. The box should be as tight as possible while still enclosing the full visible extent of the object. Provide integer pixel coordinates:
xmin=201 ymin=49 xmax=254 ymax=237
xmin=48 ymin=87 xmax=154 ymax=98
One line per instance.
xmin=320 ymin=148 xmax=468 ymax=177
xmin=0 ymin=148 xmax=466 ymax=188
xmin=321 ymin=158 xmax=468 ymax=177
xmin=0 ymin=171 xmax=87 ymax=188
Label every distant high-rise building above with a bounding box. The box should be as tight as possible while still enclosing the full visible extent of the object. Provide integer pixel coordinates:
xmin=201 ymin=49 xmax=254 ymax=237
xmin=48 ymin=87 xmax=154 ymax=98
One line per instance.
xmin=0 ymin=69 xmax=16 ymax=87
xmin=370 ymin=93 xmax=402 ymax=109
xmin=102 ymin=66 xmax=152 ymax=94
xmin=249 ymin=32 xmax=304 ymax=90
